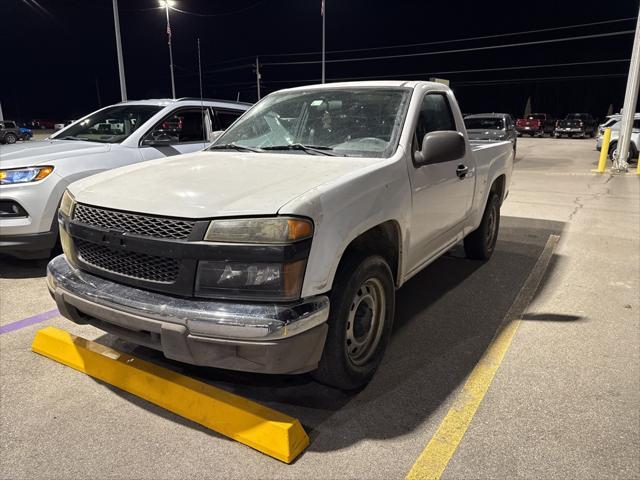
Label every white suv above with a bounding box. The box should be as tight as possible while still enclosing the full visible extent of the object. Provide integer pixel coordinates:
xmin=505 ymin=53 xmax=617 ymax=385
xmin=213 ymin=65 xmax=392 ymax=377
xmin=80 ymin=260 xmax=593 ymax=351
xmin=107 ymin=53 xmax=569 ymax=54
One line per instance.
xmin=0 ymin=98 xmax=250 ymax=258
xmin=596 ymin=114 xmax=640 ymax=162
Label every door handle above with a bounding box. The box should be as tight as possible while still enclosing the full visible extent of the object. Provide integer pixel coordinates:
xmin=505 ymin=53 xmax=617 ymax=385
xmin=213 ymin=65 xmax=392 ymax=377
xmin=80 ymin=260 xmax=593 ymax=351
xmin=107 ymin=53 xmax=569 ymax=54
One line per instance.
xmin=456 ymin=164 xmax=469 ymax=178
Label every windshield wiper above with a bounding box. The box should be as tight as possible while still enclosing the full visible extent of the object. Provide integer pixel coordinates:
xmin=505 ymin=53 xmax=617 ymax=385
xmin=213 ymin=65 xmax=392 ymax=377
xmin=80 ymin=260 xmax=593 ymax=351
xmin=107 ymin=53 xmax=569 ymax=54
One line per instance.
xmin=262 ymin=143 xmax=337 ymax=156
xmin=208 ymin=143 xmax=262 ymax=153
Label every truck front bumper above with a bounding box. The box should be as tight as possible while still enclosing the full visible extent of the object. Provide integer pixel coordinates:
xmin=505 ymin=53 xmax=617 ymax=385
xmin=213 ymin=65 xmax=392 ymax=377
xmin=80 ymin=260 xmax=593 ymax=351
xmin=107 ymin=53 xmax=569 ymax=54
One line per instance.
xmin=47 ymin=255 xmax=330 ymax=374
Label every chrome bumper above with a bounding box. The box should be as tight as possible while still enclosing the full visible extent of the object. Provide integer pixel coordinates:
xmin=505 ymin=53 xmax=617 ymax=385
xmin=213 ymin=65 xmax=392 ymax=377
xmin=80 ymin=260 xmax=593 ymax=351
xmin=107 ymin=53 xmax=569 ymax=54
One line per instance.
xmin=47 ymin=255 xmax=329 ymax=340
xmin=46 ymin=255 xmax=330 ymax=374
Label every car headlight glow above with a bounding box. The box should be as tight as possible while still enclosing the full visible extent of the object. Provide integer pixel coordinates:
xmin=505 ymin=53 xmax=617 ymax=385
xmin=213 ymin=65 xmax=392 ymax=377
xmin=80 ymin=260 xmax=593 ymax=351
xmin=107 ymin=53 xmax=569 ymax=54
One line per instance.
xmin=0 ymin=166 xmax=54 ymax=185
xmin=204 ymin=217 xmax=313 ymax=244
xmin=59 ymin=190 xmax=76 ymax=217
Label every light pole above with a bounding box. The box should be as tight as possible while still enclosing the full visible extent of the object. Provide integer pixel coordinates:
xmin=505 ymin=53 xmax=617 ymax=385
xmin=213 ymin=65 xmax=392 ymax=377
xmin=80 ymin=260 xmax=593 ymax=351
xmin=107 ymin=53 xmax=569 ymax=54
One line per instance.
xmin=112 ymin=0 xmax=127 ymax=101
xmin=613 ymin=10 xmax=640 ymax=172
xmin=160 ymin=0 xmax=176 ymax=99
xmin=321 ymin=0 xmax=325 ymax=83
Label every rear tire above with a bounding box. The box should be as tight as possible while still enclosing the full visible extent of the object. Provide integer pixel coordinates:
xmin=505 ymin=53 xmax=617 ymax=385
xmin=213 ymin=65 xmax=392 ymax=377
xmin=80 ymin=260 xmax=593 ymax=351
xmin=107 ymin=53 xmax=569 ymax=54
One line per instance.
xmin=464 ymin=194 xmax=500 ymax=260
xmin=4 ymin=133 xmax=17 ymax=144
xmin=312 ymin=254 xmax=395 ymax=390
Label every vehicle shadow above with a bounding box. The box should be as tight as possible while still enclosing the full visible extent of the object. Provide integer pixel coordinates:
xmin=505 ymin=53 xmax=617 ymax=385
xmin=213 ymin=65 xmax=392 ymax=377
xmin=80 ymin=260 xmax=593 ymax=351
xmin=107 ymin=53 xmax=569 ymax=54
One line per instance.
xmin=91 ymin=216 xmax=573 ymax=453
xmin=0 ymin=254 xmax=50 ymax=279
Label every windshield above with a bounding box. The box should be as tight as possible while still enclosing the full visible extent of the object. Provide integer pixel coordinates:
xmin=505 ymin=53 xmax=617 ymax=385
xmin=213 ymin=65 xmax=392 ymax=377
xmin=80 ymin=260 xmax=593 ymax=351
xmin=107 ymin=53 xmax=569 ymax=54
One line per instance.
xmin=212 ymin=87 xmax=411 ymax=158
xmin=51 ymin=105 xmax=163 ymax=143
xmin=464 ymin=118 xmax=504 ymax=130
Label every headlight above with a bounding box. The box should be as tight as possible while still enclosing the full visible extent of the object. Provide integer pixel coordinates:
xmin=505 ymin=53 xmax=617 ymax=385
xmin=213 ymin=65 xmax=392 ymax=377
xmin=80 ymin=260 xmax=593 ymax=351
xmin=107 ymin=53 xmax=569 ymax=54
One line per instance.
xmin=59 ymin=190 xmax=76 ymax=217
xmin=204 ymin=217 xmax=313 ymax=244
xmin=195 ymin=259 xmax=306 ymax=301
xmin=0 ymin=166 xmax=54 ymax=185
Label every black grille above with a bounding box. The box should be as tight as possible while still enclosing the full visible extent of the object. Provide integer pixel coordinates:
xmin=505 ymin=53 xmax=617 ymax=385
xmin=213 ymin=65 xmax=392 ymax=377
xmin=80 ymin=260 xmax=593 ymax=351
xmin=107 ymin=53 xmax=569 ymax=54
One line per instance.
xmin=73 ymin=204 xmax=196 ymax=240
xmin=76 ymin=239 xmax=180 ymax=283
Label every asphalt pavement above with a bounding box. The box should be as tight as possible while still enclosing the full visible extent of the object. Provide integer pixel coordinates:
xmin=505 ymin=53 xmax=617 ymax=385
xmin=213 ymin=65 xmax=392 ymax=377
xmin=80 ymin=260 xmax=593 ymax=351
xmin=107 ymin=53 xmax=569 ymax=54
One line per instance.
xmin=0 ymin=137 xmax=638 ymax=479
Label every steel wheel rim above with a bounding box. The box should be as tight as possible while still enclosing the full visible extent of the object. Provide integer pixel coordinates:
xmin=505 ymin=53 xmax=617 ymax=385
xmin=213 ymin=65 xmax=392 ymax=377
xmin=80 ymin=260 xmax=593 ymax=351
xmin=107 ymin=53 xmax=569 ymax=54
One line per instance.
xmin=345 ymin=277 xmax=386 ymax=366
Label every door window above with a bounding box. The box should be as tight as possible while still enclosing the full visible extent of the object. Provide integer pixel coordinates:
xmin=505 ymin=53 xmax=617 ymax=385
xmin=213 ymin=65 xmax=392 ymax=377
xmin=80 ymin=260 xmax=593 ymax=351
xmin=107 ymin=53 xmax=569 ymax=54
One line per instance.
xmin=414 ymin=93 xmax=456 ymax=151
xmin=147 ymin=109 xmax=206 ymax=144
xmin=215 ymin=109 xmax=243 ymax=130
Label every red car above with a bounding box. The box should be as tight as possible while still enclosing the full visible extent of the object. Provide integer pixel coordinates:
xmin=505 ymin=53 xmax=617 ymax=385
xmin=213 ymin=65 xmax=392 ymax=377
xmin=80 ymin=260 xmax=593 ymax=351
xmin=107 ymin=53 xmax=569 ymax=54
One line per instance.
xmin=31 ymin=119 xmax=57 ymax=129
xmin=515 ymin=113 xmax=555 ymax=137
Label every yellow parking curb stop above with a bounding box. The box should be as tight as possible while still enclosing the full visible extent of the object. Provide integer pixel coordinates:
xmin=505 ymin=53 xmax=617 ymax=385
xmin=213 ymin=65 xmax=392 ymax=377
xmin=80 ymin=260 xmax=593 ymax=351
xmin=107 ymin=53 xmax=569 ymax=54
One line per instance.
xmin=31 ymin=326 xmax=309 ymax=463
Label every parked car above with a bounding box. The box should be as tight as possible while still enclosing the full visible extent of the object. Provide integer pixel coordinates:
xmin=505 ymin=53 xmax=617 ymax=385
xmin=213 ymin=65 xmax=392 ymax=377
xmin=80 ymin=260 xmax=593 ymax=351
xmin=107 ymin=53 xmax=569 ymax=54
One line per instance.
xmin=47 ymin=81 xmax=514 ymax=390
xmin=596 ymin=115 xmax=640 ymax=162
xmin=0 ymin=120 xmax=22 ymax=144
xmin=554 ymin=113 xmax=597 ymax=138
xmin=31 ymin=119 xmax=57 ymax=130
xmin=0 ymin=98 xmax=250 ymax=259
xmin=515 ymin=113 xmax=555 ymax=137
xmin=16 ymin=122 xmax=33 ymax=141
xmin=597 ymin=115 xmax=621 ymax=136
xmin=464 ymin=113 xmax=517 ymax=153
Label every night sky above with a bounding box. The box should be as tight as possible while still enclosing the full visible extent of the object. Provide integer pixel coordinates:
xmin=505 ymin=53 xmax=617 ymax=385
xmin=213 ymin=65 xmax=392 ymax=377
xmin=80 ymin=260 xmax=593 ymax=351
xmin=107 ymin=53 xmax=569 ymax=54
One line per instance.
xmin=0 ymin=0 xmax=637 ymax=121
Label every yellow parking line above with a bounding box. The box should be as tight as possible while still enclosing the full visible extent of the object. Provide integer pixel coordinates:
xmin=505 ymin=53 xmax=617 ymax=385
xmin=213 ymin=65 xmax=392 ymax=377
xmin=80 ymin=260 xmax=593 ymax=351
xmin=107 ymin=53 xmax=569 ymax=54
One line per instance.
xmin=406 ymin=235 xmax=559 ymax=480
xmin=32 ymin=327 xmax=309 ymax=463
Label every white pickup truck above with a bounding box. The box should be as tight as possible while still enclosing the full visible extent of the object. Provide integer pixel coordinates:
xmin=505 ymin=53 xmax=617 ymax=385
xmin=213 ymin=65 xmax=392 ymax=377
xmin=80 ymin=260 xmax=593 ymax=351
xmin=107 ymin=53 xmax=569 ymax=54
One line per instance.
xmin=47 ymin=81 xmax=513 ymax=389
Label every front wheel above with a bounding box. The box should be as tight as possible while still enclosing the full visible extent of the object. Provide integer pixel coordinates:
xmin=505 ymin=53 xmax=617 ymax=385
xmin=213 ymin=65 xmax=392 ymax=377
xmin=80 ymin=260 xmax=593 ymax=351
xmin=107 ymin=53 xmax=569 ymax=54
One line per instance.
xmin=609 ymin=142 xmax=638 ymax=163
xmin=4 ymin=133 xmax=17 ymax=144
xmin=313 ymin=254 xmax=395 ymax=390
xmin=464 ymin=194 xmax=500 ymax=260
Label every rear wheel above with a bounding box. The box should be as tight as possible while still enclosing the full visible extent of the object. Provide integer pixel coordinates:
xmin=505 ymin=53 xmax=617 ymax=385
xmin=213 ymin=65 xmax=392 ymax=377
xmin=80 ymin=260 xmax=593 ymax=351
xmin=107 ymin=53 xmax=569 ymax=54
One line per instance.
xmin=4 ymin=133 xmax=17 ymax=144
xmin=313 ymin=254 xmax=395 ymax=390
xmin=464 ymin=194 xmax=500 ymax=260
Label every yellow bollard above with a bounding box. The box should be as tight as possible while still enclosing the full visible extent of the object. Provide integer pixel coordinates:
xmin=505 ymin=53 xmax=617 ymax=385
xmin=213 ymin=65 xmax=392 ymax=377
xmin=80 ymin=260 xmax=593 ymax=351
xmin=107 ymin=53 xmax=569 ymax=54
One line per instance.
xmin=592 ymin=128 xmax=612 ymax=173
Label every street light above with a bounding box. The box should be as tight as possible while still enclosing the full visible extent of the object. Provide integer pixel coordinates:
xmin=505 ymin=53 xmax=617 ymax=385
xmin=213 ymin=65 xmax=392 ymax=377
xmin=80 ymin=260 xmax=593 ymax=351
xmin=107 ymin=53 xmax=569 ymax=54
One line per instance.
xmin=112 ymin=0 xmax=127 ymax=102
xmin=159 ymin=0 xmax=176 ymax=99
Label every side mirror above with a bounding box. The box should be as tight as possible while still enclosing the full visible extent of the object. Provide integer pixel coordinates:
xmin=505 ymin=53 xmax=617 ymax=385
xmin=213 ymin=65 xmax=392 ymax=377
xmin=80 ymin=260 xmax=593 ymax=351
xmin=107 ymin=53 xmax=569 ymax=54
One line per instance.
xmin=210 ymin=130 xmax=224 ymax=142
xmin=414 ymin=131 xmax=466 ymax=166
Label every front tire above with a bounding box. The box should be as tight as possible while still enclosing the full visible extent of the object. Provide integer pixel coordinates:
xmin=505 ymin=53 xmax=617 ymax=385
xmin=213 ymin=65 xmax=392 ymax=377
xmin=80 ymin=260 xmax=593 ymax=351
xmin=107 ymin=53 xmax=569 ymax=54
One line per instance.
xmin=4 ymin=133 xmax=17 ymax=144
xmin=313 ymin=254 xmax=395 ymax=390
xmin=464 ymin=194 xmax=500 ymax=260
xmin=609 ymin=141 xmax=638 ymax=163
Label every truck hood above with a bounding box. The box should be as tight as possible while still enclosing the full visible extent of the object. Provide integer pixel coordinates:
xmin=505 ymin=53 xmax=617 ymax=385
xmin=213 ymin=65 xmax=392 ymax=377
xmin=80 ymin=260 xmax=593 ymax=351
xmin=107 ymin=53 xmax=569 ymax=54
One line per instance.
xmin=69 ymin=150 xmax=376 ymax=218
xmin=0 ymin=140 xmax=111 ymax=169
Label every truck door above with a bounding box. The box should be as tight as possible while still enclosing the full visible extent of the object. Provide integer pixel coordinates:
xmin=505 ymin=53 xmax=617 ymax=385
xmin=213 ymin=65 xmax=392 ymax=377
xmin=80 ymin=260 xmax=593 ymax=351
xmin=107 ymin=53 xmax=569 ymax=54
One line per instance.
xmin=407 ymin=91 xmax=476 ymax=269
xmin=139 ymin=107 xmax=212 ymax=161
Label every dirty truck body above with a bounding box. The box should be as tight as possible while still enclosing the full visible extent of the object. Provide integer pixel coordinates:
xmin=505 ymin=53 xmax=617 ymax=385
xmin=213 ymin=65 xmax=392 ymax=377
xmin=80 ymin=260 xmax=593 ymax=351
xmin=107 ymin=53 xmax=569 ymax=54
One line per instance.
xmin=48 ymin=81 xmax=513 ymax=389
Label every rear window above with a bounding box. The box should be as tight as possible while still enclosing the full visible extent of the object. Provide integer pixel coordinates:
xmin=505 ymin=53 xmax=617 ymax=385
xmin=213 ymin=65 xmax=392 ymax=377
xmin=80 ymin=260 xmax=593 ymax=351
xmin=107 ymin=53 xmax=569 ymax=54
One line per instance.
xmin=464 ymin=118 xmax=504 ymax=130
